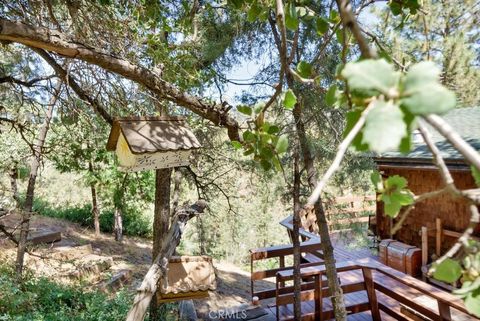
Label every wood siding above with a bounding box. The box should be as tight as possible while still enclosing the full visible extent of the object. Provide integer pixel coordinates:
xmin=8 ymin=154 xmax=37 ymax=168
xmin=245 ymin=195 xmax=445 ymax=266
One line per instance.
xmin=376 ymin=166 xmax=478 ymax=261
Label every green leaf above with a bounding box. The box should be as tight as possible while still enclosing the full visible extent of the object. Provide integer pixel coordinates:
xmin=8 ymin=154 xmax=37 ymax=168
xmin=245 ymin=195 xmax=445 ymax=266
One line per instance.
xmin=401 ymin=62 xmax=456 ymax=115
xmin=454 ymin=279 xmax=480 ymax=297
xmin=433 ymin=258 xmax=462 ymax=283
xmin=260 ymin=146 xmax=274 ymax=159
xmin=276 ymin=135 xmax=289 ymax=154
xmin=260 ymin=159 xmax=272 ymax=171
xmin=296 ymin=6 xmax=307 ymax=17
xmin=401 ymin=83 xmax=456 ymax=116
xmin=228 ymin=0 xmax=243 ymax=9
xmin=243 ymin=130 xmax=256 ymax=142
xmin=371 ymin=171 xmax=383 ymax=190
xmin=267 ymin=125 xmax=280 ymax=134
xmin=237 ymin=105 xmax=252 ymax=116
xmin=285 ymin=3 xmax=299 ymax=31
xmin=362 ymin=100 xmax=407 ymax=153
xmin=247 ymin=3 xmax=262 ymax=22
xmin=316 ymin=17 xmax=329 ymax=35
xmin=403 ymin=61 xmax=441 ymax=89
xmin=329 ymin=10 xmax=340 ymax=23
xmin=465 ymin=290 xmax=480 ymax=318
xmin=344 ymin=110 xmax=369 ymax=151
xmin=297 ymin=61 xmax=312 ymax=78
xmin=384 ymin=201 xmax=402 ymax=217
xmin=243 ymin=148 xmax=254 ymax=156
xmin=389 ymin=2 xmax=403 ymax=15
xmin=325 ymin=84 xmax=337 ymax=107
xmin=231 ymin=141 xmax=242 ymax=149
xmin=283 ymin=90 xmax=297 ymax=110
xmin=341 ymin=59 xmax=399 ymax=96
xmin=385 ymin=175 xmax=408 ymax=190
xmin=272 ymin=156 xmax=282 ymax=171
xmin=392 ymin=191 xmax=414 ymax=206
xmin=472 ymin=166 xmax=480 ymax=187
xmin=336 ymin=28 xmax=344 ymax=44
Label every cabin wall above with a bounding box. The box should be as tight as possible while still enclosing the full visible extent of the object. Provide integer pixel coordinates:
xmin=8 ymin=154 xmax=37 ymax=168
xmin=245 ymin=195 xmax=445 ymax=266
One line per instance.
xmin=376 ymin=166 xmax=478 ymax=259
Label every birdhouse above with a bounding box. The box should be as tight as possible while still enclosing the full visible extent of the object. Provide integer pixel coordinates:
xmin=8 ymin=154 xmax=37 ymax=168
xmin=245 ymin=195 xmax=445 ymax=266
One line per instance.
xmin=106 ymin=117 xmax=202 ymax=172
xmin=157 ymin=255 xmax=216 ymax=303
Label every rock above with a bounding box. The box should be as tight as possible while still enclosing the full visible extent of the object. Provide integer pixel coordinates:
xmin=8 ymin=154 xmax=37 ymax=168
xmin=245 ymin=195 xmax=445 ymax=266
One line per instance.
xmin=27 ymin=230 xmax=61 ymax=245
xmin=98 ymin=269 xmax=132 ymax=292
xmin=50 ymin=244 xmax=93 ymax=261
xmin=68 ymin=254 xmax=113 ymax=279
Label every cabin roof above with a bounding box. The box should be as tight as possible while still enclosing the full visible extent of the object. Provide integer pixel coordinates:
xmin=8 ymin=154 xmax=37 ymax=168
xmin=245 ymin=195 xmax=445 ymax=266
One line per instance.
xmin=374 ymin=107 xmax=480 ymax=167
xmin=106 ymin=116 xmax=202 ymax=154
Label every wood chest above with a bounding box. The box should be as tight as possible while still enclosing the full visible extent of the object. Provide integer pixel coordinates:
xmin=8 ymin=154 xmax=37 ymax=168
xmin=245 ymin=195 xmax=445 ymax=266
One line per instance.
xmin=379 ymin=239 xmax=422 ymax=277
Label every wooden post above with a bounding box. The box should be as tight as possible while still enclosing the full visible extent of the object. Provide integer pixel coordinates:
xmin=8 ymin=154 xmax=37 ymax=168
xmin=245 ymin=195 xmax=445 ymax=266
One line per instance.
xmin=362 ymin=268 xmax=381 ymax=321
xmin=315 ymin=273 xmax=323 ymax=321
xmin=436 ymin=218 xmax=442 ymax=257
xmin=421 ymin=226 xmax=428 ymax=266
xmin=438 ymin=301 xmax=452 ymax=321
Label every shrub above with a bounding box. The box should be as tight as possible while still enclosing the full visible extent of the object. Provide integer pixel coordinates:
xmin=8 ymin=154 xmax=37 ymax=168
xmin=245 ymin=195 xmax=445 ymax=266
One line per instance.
xmin=0 ymin=264 xmax=132 ymax=321
xmin=0 ymin=264 xmax=179 ymax=321
xmin=33 ymin=199 xmax=153 ymax=238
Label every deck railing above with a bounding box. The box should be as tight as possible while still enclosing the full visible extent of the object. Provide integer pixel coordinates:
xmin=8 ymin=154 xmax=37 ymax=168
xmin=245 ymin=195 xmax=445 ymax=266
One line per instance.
xmin=250 ymin=240 xmax=324 ymax=301
xmin=272 ymin=258 xmax=475 ymax=321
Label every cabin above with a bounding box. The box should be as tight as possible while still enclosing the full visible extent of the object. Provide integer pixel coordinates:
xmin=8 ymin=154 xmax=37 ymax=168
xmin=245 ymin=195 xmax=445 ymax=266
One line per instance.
xmin=106 ymin=116 xmax=202 ymax=172
xmin=373 ymin=107 xmax=480 ymax=260
xmin=245 ymin=108 xmax=480 ymax=320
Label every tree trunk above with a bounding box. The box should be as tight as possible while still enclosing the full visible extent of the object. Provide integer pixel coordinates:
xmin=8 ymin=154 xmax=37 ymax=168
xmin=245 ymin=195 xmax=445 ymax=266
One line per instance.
xmin=114 ymin=207 xmax=123 ymax=242
xmin=125 ymin=201 xmax=207 ymax=321
xmin=292 ymin=100 xmax=348 ymax=321
xmin=15 ymin=80 xmax=62 ymax=280
xmin=89 ymin=161 xmax=100 ymax=238
xmin=150 ymin=168 xmax=172 ymax=321
xmin=9 ymin=165 xmax=20 ymax=207
xmin=292 ymin=150 xmax=302 ymax=319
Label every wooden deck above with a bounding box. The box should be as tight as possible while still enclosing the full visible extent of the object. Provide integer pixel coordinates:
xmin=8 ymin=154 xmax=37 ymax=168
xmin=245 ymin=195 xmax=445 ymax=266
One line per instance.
xmin=250 ymin=243 xmax=477 ymax=321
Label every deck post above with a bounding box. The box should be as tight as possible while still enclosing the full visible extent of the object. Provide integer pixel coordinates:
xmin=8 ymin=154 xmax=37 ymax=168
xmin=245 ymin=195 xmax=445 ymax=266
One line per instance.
xmin=250 ymin=254 xmax=254 ymax=299
xmin=362 ymin=267 xmax=381 ymax=321
xmin=438 ymin=301 xmax=452 ymax=321
xmin=275 ymin=277 xmax=280 ymax=321
xmin=421 ymin=226 xmax=429 ymax=266
xmin=436 ymin=218 xmax=442 ymax=257
xmin=314 ymin=273 xmax=323 ymax=321
xmin=279 ymin=256 xmax=285 ymax=288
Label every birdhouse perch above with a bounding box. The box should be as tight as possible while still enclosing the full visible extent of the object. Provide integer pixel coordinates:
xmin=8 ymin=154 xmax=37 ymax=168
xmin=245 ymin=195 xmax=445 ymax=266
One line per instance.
xmin=106 ymin=117 xmax=202 ymax=172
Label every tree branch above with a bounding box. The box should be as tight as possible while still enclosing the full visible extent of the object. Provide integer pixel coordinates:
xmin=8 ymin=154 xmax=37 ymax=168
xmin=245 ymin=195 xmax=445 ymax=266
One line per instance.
xmin=32 ymin=48 xmax=114 ymax=125
xmin=0 ymin=18 xmax=241 ymax=141
xmin=307 ymin=101 xmax=375 ymax=206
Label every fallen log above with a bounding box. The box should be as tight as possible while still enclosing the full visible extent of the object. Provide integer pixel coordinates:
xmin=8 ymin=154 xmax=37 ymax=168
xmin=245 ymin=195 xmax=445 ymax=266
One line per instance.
xmin=125 ymin=200 xmax=207 ymax=321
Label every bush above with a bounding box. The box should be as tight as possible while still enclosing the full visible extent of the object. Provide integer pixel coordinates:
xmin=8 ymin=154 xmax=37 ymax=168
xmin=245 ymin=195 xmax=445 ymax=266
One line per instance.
xmin=33 ymin=198 xmax=153 ymax=238
xmin=0 ymin=264 xmax=133 ymax=321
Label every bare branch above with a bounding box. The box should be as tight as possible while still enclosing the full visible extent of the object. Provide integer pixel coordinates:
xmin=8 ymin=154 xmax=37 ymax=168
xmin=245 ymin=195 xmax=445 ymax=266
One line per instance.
xmin=335 ymin=0 xmax=377 ymax=59
xmin=307 ymin=100 xmax=375 ymax=206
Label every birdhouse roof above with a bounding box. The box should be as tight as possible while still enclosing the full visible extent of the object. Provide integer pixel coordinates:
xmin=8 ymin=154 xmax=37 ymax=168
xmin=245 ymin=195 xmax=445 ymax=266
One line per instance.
xmin=106 ymin=116 xmax=202 ymax=154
